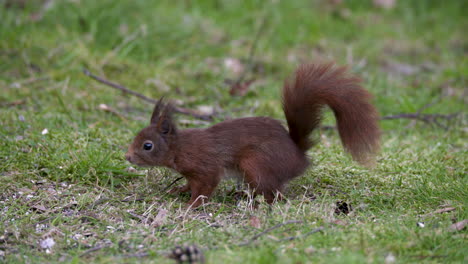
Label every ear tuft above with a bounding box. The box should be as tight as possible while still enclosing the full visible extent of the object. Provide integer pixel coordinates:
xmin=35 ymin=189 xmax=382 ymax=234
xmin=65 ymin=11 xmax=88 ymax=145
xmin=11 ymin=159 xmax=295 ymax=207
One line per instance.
xmin=150 ymin=98 xmax=177 ymax=135
xmin=150 ymin=97 xmax=166 ymax=125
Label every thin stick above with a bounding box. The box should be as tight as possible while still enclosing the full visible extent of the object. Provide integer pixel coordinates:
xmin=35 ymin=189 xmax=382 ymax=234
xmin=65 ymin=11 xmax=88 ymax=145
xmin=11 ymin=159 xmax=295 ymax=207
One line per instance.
xmin=278 ymin=226 xmax=324 ymax=242
xmin=238 ymin=220 xmax=303 ymax=246
xmin=235 ymin=16 xmax=266 ymax=84
xmin=83 ymin=69 xmax=214 ymax=121
xmin=9 ymin=76 xmax=49 ymax=87
xmin=234 ymin=16 xmax=268 ymax=85
xmin=320 ymin=112 xmax=459 ymax=131
xmin=381 ymin=112 xmax=459 ymax=130
xmin=79 ymin=244 xmax=111 ymax=257
xmin=417 ymin=94 xmax=444 ymax=114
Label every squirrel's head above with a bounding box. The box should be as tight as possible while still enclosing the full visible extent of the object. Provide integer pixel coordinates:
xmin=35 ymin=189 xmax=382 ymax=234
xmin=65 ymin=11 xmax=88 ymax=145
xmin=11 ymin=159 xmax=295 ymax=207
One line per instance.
xmin=125 ymin=99 xmax=177 ymax=167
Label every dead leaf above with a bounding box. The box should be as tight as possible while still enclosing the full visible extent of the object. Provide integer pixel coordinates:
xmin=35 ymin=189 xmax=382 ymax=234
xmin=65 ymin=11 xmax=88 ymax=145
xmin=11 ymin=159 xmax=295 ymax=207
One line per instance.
xmin=224 ymin=58 xmax=244 ymax=75
xmin=98 ymin=104 xmax=126 ymax=120
xmin=1 ymin=99 xmax=26 ymax=107
xmin=328 ymin=0 xmax=343 ymax=5
xmin=385 ymin=253 xmax=396 ymax=264
xmin=39 ymin=237 xmax=55 ymax=250
xmin=125 ymin=167 xmax=138 ymax=173
xmin=18 ymin=188 xmax=33 ymax=194
xmin=229 ymin=79 xmax=255 ymax=96
xmin=32 ymin=204 xmax=47 ymax=213
xmin=196 ymin=105 xmax=215 ymax=115
xmin=433 ymin=207 xmax=456 ymax=214
xmin=30 ymin=12 xmax=43 ymax=22
xmin=249 ymin=216 xmax=262 ymax=229
xmin=304 ymin=246 xmax=317 ymax=254
xmin=46 ymin=188 xmax=58 ymax=196
xmin=119 ymin=23 xmax=129 ymax=35
xmin=373 ymin=0 xmax=396 ymax=9
xmin=422 ymin=206 xmax=456 ymax=217
xmin=383 ymin=61 xmax=419 ymax=76
xmin=449 ymin=219 xmax=467 ymax=232
xmin=332 ymin=219 xmax=348 ymax=226
xmin=151 ymin=208 xmax=168 ymax=227
xmin=127 ymin=211 xmax=145 ymax=222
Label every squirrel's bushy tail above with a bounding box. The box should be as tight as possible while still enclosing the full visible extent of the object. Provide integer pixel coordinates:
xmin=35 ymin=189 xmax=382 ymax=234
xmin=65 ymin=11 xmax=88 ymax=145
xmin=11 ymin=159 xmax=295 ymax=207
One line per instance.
xmin=282 ymin=63 xmax=380 ymax=165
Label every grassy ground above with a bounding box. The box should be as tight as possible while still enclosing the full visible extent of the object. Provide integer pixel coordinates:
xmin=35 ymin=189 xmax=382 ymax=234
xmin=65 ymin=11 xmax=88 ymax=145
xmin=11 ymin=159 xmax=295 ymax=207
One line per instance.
xmin=1 ymin=0 xmax=467 ymax=263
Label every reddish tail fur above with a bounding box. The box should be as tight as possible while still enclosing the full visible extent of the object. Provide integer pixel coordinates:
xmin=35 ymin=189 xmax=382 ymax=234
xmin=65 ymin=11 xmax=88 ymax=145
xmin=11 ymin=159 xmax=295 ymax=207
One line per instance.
xmin=283 ymin=63 xmax=380 ymax=164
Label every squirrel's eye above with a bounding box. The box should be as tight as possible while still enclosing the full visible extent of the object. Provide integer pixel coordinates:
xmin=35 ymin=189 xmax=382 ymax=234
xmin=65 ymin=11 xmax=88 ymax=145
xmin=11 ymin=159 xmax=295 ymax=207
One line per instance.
xmin=143 ymin=142 xmax=153 ymax=151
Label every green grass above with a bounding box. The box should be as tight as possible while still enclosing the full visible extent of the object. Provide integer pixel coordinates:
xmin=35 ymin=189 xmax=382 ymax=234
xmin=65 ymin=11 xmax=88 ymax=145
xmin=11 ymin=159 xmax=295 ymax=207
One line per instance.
xmin=0 ymin=0 xmax=467 ymax=263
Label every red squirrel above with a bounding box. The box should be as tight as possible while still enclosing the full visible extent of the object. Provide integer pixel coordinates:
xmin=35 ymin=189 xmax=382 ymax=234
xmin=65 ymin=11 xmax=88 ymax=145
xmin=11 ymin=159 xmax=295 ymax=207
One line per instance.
xmin=125 ymin=63 xmax=380 ymax=207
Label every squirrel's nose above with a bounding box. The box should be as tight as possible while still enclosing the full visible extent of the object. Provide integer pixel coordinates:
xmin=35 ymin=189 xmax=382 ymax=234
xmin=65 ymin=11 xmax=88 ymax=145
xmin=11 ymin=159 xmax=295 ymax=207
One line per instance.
xmin=125 ymin=153 xmax=132 ymax=162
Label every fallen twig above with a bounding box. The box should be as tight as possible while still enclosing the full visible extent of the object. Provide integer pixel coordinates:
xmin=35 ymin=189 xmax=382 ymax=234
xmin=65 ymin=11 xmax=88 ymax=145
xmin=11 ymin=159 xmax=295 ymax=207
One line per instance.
xmin=421 ymin=207 xmax=456 ymax=217
xmin=228 ymin=16 xmax=267 ymax=96
xmin=234 ymin=16 xmax=267 ymax=86
xmin=9 ymin=76 xmax=49 ymax=88
xmin=381 ymin=95 xmax=460 ymax=129
xmin=79 ymin=243 xmax=111 ymax=257
xmin=126 ymin=211 xmax=146 ymax=222
xmin=86 ymin=197 xmax=110 ymax=210
xmin=238 ymin=220 xmax=303 ymax=246
xmin=322 ymin=94 xmax=460 ymax=130
xmin=98 ymin=103 xmax=127 ymax=120
xmin=320 ymin=112 xmax=459 ymax=131
xmin=31 ymin=216 xmax=57 ymax=227
xmin=278 ymin=226 xmax=325 ymax=242
xmin=381 ymin=113 xmax=459 ymax=129
xmin=83 ymin=69 xmax=214 ymax=121
xmin=0 ymin=99 xmax=26 ymax=107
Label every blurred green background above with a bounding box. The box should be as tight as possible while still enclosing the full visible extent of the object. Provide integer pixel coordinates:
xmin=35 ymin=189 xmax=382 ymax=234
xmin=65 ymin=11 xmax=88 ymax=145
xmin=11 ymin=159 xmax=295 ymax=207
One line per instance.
xmin=0 ymin=0 xmax=466 ymax=263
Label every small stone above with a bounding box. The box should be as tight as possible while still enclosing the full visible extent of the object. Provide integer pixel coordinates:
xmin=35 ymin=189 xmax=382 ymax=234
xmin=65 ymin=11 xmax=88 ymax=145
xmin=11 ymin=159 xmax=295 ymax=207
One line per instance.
xmin=72 ymin=233 xmax=83 ymax=240
xmin=125 ymin=167 xmax=137 ymax=173
xmin=304 ymin=246 xmax=317 ymax=254
xmin=197 ymin=105 xmax=214 ymax=115
xmin=40 ymin=237 xmax=55 ymax=250
xmin=385 ymin=253 xmax=396 ymax=264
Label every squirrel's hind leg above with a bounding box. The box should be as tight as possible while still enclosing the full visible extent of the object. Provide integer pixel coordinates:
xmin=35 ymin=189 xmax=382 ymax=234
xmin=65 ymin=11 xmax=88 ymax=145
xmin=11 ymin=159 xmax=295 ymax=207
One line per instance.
xmin=238 ymin=153 xmax=285 ymax=204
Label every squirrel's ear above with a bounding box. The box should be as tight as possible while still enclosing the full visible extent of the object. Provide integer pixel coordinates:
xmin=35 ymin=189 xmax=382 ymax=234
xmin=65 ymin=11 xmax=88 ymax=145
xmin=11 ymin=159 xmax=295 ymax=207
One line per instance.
xmin=157 ymin=103 xmax=177 ymax=135
xmin=159 ymin=118 xmax=176 ymax=135
xmin=150 ymin=97 xmax=165 ymax=125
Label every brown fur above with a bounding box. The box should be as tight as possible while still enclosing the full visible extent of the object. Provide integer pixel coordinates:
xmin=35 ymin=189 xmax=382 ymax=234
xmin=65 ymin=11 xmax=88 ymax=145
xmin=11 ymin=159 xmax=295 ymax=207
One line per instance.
xmin=126 ymin=63 xmax=380 ymax=207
